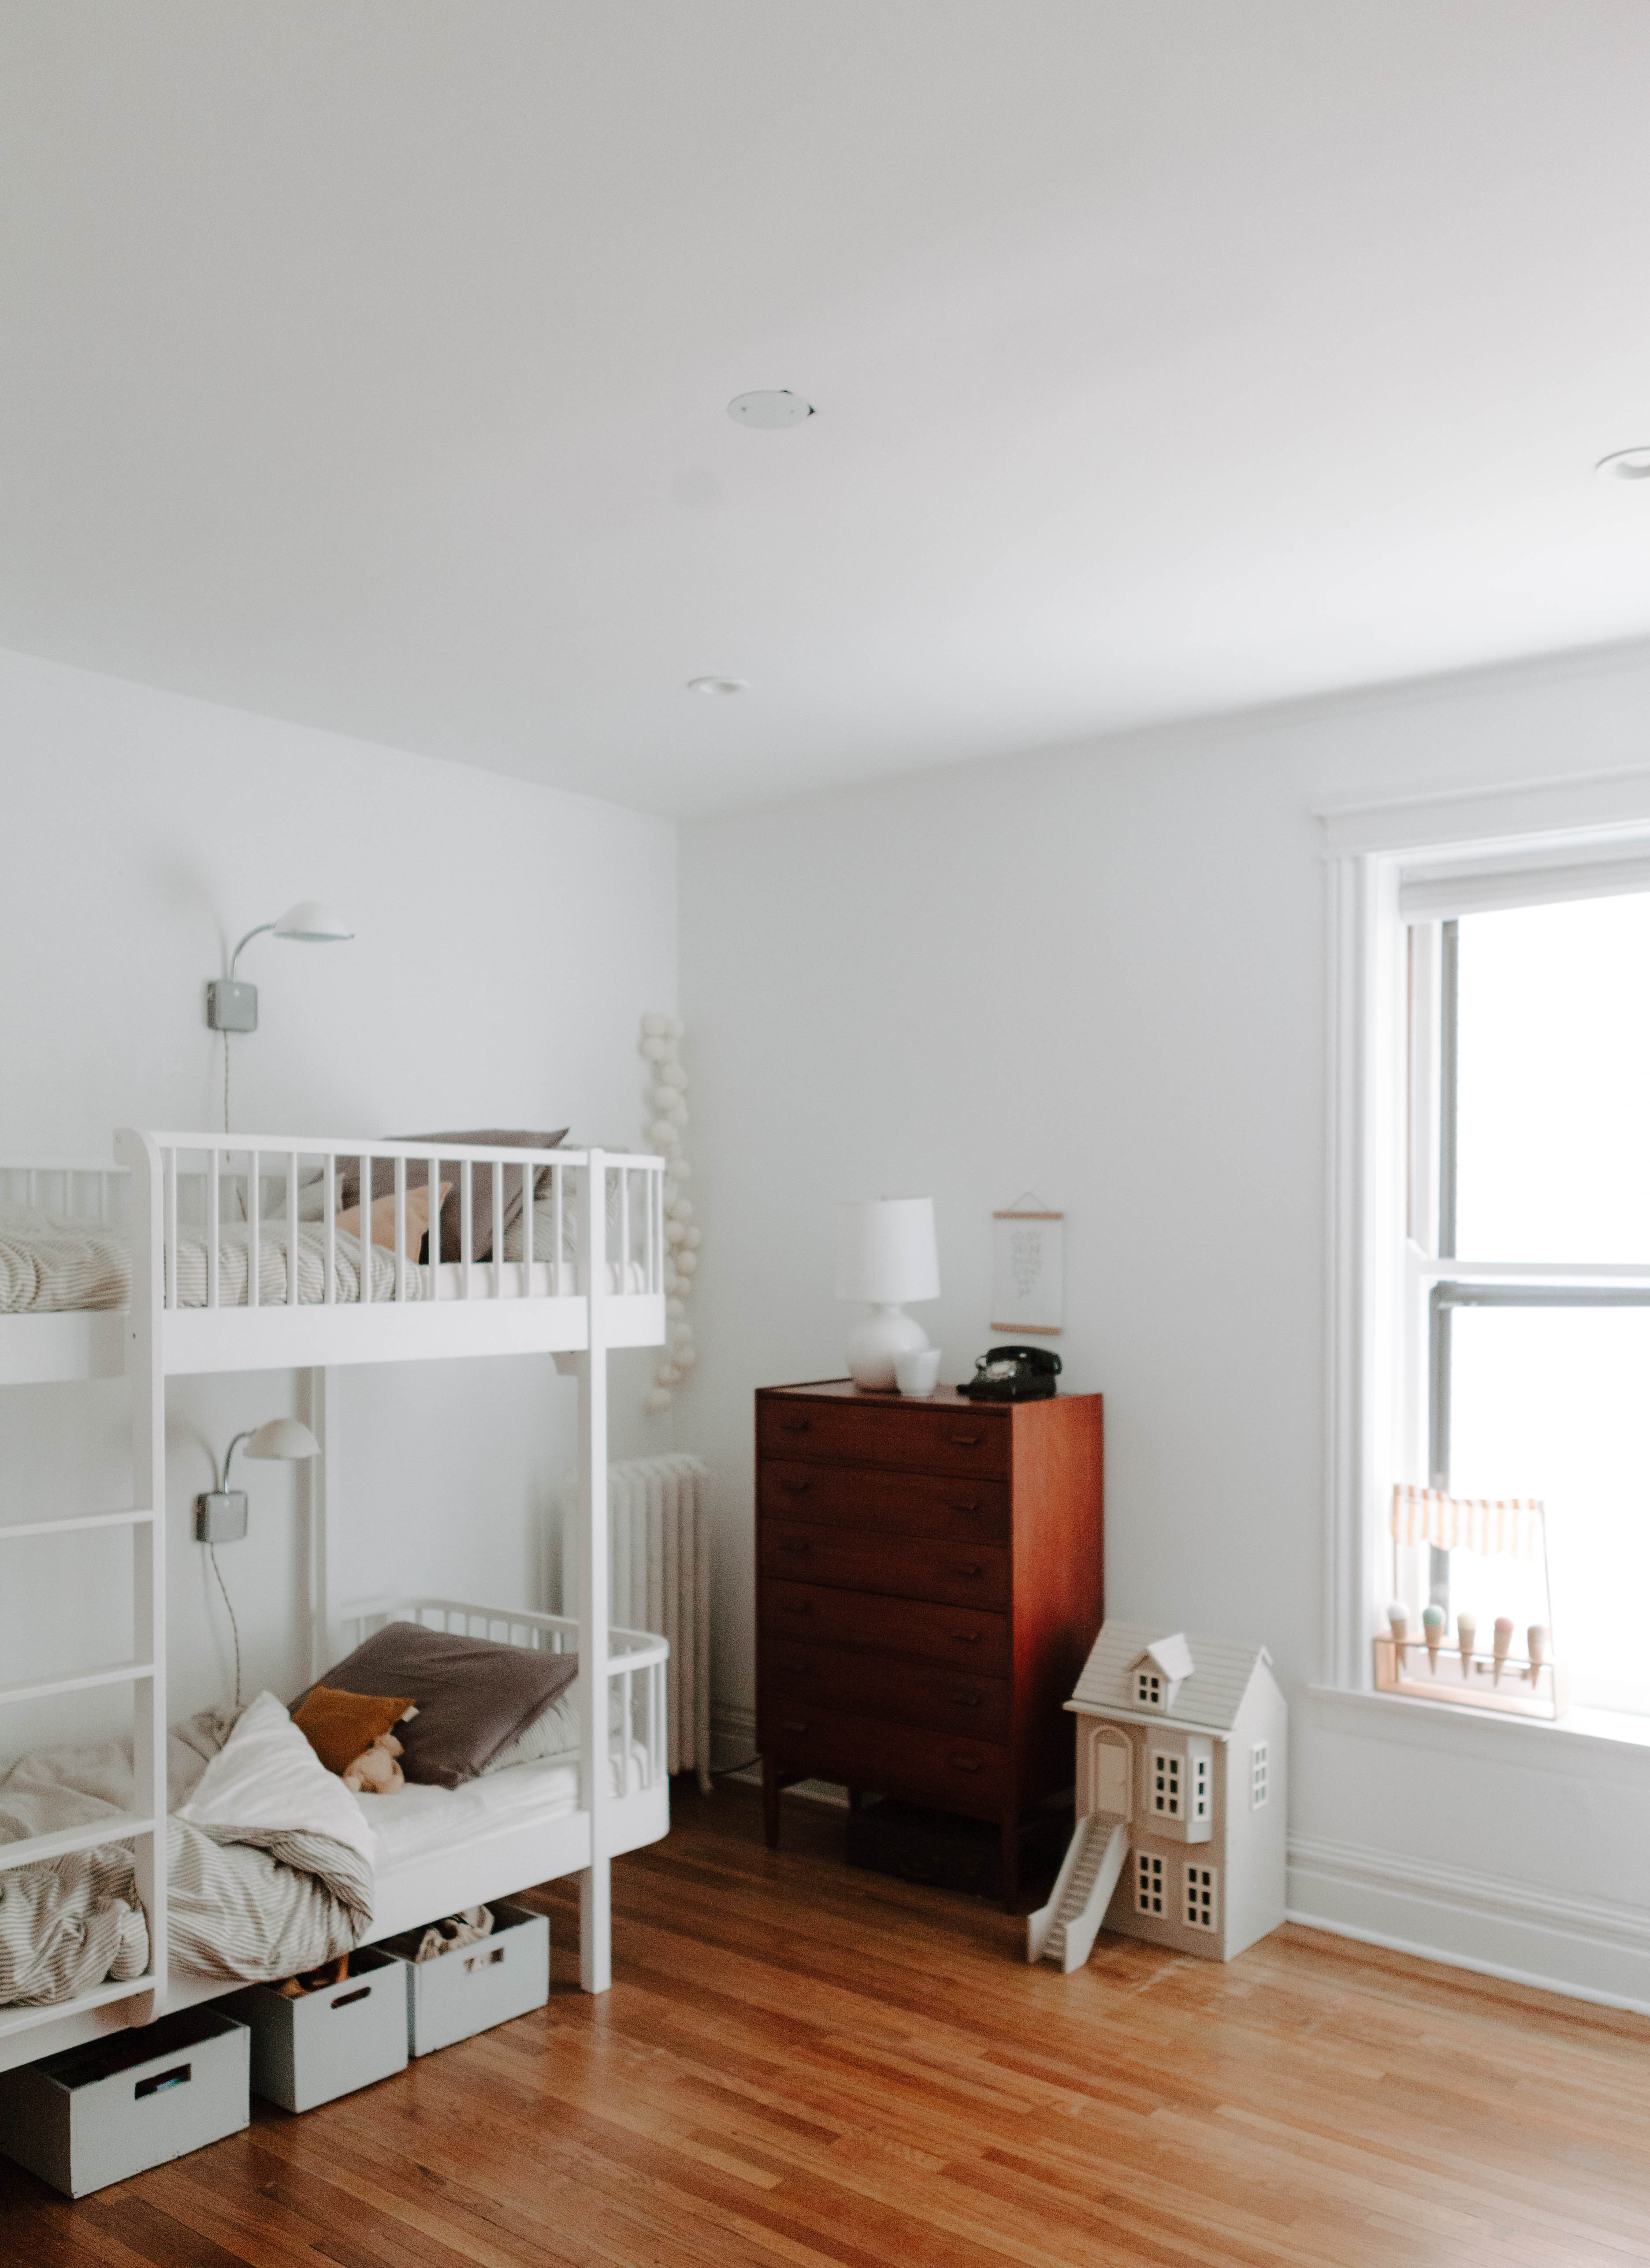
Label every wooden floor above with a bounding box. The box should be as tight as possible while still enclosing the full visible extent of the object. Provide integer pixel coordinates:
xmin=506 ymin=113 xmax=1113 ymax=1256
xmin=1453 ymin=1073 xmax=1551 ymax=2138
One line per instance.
xmin=6 ymin=1781 xmax=1650 ymax=2268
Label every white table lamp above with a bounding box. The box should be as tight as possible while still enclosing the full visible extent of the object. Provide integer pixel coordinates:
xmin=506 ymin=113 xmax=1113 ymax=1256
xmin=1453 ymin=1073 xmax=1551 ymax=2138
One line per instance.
xmin=835 ymin=1197 xmax=940 ymax=1391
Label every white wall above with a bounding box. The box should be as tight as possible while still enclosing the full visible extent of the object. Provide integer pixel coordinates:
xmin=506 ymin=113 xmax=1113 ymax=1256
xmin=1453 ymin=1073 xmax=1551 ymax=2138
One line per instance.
xmin=680 ymin=637 xmax=1650 ymax=2008
xmin=0 ymin=647 xmax=676 ymax=1742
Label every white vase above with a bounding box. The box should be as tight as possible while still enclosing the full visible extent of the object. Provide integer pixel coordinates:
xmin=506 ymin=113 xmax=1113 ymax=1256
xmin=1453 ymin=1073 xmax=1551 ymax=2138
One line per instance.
xmin=845 ymin=1304 xmax=929 ymax=1391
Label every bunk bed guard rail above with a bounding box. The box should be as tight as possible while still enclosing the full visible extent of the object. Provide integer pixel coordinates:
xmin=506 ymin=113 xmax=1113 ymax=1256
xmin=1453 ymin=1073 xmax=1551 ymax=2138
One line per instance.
xmin=110 ymin=1134 xmax=666 ymax=1362
xmin=336 ymin=1601 xmax=671 ymax=1796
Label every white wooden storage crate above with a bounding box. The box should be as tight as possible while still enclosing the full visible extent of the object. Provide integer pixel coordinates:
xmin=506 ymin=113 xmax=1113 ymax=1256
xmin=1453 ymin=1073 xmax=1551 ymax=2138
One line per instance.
xmin=378 ymin=1901 xmax=550 ymax=2056
xmin=0 ymin=2007 xmax=249 ymax=2199
xmin=226 ymin=1947 xmax=408 ymax=2113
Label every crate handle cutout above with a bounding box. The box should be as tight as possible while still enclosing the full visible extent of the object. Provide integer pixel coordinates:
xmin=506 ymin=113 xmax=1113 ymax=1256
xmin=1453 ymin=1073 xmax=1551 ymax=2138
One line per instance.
xmin=464 ymin=1945 xmax=507 ymax=1973
xmin=330 ymin=1986 xmax=372 ymax=2009
xmin=134 ymin=2064 xmax=191 ymax=2100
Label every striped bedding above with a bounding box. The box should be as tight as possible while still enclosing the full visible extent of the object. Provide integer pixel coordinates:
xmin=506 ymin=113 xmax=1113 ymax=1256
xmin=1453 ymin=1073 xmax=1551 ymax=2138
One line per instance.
xmin=0 ymin=1207 xmax=412 ymax=1316
xmin=0 ymin=1696 xmax=374 ymax=2008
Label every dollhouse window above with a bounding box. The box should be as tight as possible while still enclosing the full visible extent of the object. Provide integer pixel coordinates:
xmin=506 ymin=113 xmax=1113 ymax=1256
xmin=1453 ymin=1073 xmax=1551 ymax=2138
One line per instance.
xmin=1184 ymin=1863 xmax=1218 ymax=1930
xmin=1250 ymin=1742 xmax=1269 ymax=1809
xmin=1150 ymin=1751 xmax=1181 ymax=1817
xmin=1135 ymin=1669 xmax=1163 ymax=1708
xmin=1192 ymin=1753 xmax=1210 ymax=1822
xmin=1135 ymin=1852 xmax=1165 ymax=1915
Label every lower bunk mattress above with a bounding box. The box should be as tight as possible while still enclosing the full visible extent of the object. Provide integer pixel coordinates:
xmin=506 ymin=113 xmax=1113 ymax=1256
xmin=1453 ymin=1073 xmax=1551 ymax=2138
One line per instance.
xmin=0 ymin=1695 xmax=643 ymax=2011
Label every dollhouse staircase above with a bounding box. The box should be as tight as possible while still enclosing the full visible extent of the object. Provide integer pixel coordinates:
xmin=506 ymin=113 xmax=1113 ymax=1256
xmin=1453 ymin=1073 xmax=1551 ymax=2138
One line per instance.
xmin=1026 ymin=1814 xmax=1130 ymax=1972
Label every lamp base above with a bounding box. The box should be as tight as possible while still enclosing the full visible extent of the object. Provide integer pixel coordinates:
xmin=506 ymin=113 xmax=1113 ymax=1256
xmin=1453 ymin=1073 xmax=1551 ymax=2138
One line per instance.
xmin=845 ymin=1305 xmax=929 ymax=1392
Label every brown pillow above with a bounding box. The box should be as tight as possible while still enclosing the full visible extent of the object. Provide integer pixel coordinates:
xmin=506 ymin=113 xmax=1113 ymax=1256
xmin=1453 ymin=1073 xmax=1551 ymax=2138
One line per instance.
xmin=292 ymin=1686 xmax=416 ymax=1778
xmin=337 ymin=1132 xmax=568 ymax=1264
xmin=296 ymin=1622 xmax=580 ymax=1788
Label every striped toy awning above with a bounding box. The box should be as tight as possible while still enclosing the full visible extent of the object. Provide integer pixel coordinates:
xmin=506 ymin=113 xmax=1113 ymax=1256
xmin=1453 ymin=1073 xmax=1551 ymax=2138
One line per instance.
xmin=1391 ymin=1483 xmax=1544 ymax=1559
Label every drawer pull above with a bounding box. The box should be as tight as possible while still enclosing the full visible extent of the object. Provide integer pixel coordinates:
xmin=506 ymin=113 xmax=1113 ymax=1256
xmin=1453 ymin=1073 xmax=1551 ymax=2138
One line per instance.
xmin=950 ymin=1564 xmax=984 ymax=1578
xmin=951 ymin=1629 xmax=983 ymax=1644
xmin=330 ymin=1985 xmax=372 ymax=2009
xmin=947 ymin=1433 xmax=984 ymax=1447
xmin=780 ymin=1420 xmax=812 ymax=1434
xmin=780 ymin=1718 xmax=807 ymax=1733
xmin=778 ymin=1656 xmax=811 ymax=1674
xmin=949 ymin=1500 xmax=981 ymax=1512
xmin=778 ymin=1539 xmax=811 ymax=1555
xmin=946 ymin=1691 xmax=984 ymax=1708
xmin=780 ymin=1600 xmax=812 ymax=1616
xmin=134 ymin=2063 xmax=191 ymax=2100
xmin=949 ymin=1756 xmax=985 ymax=1774
xmin=780 ymin=1479 xmax=813 ymax=1493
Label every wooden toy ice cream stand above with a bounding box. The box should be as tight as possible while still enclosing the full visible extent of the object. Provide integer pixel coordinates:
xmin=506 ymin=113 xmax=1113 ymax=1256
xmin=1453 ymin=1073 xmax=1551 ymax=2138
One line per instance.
xmin=1375 ymin=1483 xmax=1566 ymax=1717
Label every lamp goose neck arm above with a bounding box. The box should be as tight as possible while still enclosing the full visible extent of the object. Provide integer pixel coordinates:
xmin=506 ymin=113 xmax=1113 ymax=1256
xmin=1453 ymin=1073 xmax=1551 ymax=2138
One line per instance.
xmin=219 ymin=1431 xmax=253 ymax=1493
xmin=228 ymin=922 xmax=276 ymax=978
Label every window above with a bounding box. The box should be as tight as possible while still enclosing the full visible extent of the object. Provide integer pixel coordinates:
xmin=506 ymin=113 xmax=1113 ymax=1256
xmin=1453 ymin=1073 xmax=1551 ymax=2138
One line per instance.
xmin=1150 ymin=1751 xmax=1182 ymax=1817
xmin=1135 ymin=1852 xmax=1165 ymax=1915
xmin=1135 ymin=1669 xmax=1163 ymax=1708
xmin=1402 ymin=892 xmax=1650 ymax=1715
xmin=1184 ymin=1863 xmax=1218 ymax=1931
xmin=1192 ymin=1751 xmax=1210 ymax=1822
xmin=1250 ymin=1742 xmax=1269 ymax=1809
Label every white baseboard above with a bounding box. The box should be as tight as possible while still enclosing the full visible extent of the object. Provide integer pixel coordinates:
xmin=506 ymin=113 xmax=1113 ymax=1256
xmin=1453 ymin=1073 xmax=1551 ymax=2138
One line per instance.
xmin=1288 ymin=1833 xmax=1650 ymax=2017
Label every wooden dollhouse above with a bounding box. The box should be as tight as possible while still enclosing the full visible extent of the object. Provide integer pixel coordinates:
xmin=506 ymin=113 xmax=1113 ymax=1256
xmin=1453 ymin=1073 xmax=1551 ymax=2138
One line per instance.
xmin=1028 ymin=1621 xmax=1287 ymax=1971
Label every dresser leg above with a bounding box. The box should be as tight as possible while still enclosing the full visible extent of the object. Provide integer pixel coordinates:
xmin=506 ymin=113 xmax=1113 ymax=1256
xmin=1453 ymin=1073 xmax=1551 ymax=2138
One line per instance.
xmin=1000 ymin=1813 xmax=1019 ymax=1911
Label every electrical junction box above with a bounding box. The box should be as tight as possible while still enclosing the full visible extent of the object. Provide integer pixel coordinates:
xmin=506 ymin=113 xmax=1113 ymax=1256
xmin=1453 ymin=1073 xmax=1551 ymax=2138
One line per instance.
xmin=195 ymin=1490 xmax=249 ymax=1544
xmin=206 ymin=978 xmax=258 ymax=1032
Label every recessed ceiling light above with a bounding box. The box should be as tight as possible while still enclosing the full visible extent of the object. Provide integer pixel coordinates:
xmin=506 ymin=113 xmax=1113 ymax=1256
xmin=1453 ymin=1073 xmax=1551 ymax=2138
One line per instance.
xmin=727 ymin=389 xmax=814 ymax=429
xmin=687 ymin=676 xmax=749 ymax=696
xmin=1595 ymin=446 xmax=1650 ymax=481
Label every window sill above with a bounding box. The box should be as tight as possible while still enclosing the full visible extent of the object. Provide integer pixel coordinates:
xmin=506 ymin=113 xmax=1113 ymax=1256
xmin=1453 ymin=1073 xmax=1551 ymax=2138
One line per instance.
xmin=1308 ymin=1684 xmax=1650 ymax=1782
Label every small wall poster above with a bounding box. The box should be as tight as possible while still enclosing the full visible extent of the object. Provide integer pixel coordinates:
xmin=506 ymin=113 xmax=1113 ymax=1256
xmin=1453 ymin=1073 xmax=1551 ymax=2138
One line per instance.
xmin=991 ymin=1195 xmax=1063 ymax=1335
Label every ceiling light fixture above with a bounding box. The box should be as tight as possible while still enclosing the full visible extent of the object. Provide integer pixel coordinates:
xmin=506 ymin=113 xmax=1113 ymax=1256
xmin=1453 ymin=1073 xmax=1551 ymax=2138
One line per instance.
xmin=726 ymin=390 xmax=814 ymax=429
xmin=1595 ymin=447 xmax=1650 ymax=481
xmin=687 ymin=677 xmax=748 ymax=696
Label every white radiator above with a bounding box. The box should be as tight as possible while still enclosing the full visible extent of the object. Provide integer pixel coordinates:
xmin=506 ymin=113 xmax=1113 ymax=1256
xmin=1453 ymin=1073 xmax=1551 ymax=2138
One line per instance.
xmin=561 ymin=1455 xmax=711 ymax=1793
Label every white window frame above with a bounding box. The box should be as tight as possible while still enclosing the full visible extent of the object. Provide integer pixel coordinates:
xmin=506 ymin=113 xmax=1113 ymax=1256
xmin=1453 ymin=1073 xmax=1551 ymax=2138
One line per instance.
xmin=1321 ymin=767 xmax=1650 ymax=1738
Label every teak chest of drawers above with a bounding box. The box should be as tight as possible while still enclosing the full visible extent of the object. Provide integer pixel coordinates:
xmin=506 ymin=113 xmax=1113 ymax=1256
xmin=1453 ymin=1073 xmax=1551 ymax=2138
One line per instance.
xmin=756 ymin=1379 xmax=1104 ymax=1906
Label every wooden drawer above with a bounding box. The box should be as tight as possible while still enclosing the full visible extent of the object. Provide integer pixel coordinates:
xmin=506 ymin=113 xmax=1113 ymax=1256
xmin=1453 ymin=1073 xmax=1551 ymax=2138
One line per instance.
xmin=760 ymin=1579 xmax=1010 ymax=1672
xmin=759 ymin=1520 xmax=1010 ymax=1610
xmin=758 ymin=1458 xmax=1011 ymax=1544
xmin=762 ymin=1702 xmax=1007 ymax=1811
xmin=763 ymin=1641 xmax=1010 ymax=1742
xmin=758 ymin=1398 xmax=1009 ymax=1480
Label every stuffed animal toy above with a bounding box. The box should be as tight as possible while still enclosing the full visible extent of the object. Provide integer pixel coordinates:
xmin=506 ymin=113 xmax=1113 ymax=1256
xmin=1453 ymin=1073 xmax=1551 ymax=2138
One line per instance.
xmin=342 ymin=1726 xmax=408 ymax=1794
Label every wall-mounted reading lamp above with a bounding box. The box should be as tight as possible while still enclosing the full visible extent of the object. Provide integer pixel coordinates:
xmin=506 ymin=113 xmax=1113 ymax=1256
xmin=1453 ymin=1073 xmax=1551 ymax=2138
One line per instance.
xmin=195 ymin=1416 xmax=320 ymax=1543
xmin=194 ymin=1416 xmax=320 ymax=1715
xmin=206 ymin=900 xmax=355 ymax=1035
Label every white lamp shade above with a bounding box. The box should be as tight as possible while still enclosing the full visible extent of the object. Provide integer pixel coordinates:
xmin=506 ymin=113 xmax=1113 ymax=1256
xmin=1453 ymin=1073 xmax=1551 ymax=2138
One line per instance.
xmin=272 ymin=899 xmax=354 ymax=943
xmin=834 ymin=1198 xmax=940 ymax=1305
xmin=244 ymin=1417 xmax=321 ymax=1461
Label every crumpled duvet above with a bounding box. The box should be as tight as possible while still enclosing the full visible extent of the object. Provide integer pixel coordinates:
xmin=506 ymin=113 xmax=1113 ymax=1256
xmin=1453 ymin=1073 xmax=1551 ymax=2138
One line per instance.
xmin=0 ymin=1695 xmax=375 ymax=2008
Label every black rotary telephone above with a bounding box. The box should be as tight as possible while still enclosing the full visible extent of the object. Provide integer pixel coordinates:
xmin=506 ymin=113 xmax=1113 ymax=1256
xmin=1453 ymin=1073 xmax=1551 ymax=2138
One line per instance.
xmin=958 ymin=1344 xmax=1062 ymax=1401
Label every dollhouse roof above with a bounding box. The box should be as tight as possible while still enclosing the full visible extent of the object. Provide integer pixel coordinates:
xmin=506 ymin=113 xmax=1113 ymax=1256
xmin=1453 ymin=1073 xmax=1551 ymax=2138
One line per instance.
xmin=1070 ymin=1620 xmax=1272 ymax=1734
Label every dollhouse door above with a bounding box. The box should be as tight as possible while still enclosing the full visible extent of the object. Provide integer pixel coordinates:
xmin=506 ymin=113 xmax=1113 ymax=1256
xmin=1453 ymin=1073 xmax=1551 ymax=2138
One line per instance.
xmin=1089 ymin=1727 xmax=1133 ymax=1818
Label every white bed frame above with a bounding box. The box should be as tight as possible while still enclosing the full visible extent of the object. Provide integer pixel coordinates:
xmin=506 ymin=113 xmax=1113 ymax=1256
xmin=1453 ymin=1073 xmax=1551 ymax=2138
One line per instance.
xmin=0 ymin=1132 xmax=670 ymax=2076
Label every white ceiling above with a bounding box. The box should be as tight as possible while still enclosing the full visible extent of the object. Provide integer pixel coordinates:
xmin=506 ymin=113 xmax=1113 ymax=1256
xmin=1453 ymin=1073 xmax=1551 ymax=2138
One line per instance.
xmin=4 ymin=4 xmax=1650 ymax=818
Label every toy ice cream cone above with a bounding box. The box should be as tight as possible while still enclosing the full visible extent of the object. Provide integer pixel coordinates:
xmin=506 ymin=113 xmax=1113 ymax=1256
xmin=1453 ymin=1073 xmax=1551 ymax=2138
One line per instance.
xmin=1422 ymin=1602 xmax=1444 ymax=1671
xmin=1492 ymin=1617 xmax=1514 ymax=1684
xmin=1526 ymin=1624 xmax=1549 ymax=1686
xmin=1457 ymin=1614 xmax=1476 ymax=1678
xmin=1386 ymin=1601 xmax=1408 ymax=1662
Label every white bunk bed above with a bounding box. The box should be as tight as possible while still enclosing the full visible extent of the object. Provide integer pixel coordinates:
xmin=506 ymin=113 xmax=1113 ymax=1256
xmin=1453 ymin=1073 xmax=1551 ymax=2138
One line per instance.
xmin=0 ymin=1131 xmax=670 ymax=2077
